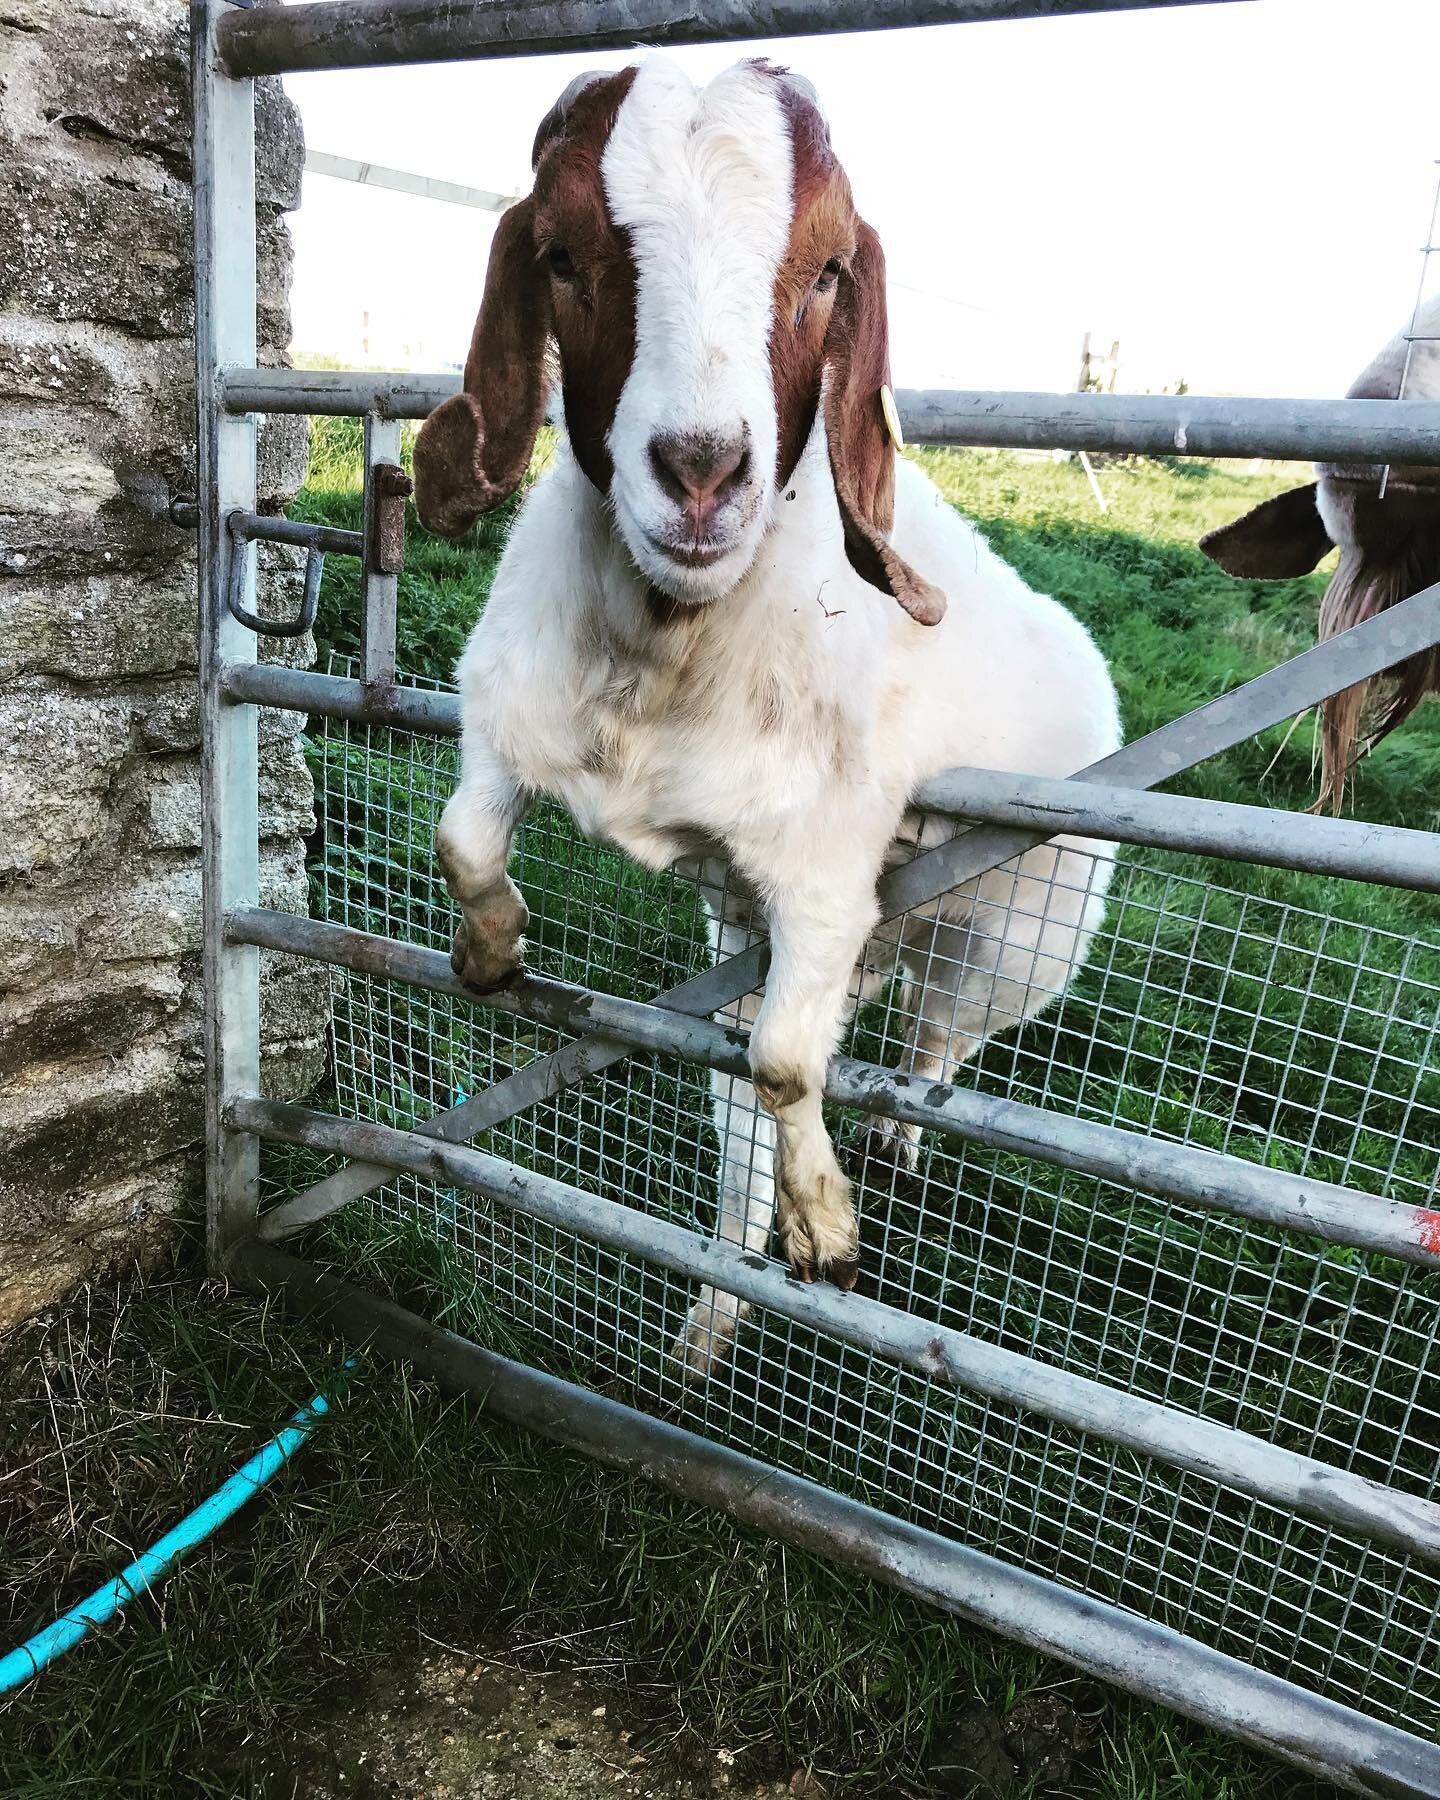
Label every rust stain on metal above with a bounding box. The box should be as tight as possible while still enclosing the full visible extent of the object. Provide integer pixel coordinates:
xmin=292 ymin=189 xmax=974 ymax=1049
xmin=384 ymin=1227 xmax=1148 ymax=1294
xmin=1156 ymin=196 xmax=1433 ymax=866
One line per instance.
xmin=922 ymin=1335 xmax=954 ymax=1379
xmin=372 ymin=461 xmax=412 ymax=574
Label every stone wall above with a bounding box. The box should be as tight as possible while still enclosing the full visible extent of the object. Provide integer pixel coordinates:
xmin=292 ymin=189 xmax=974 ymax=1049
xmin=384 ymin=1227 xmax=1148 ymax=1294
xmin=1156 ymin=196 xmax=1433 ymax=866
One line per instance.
xmin=0 ymin=0 xmax=328 ymax=1324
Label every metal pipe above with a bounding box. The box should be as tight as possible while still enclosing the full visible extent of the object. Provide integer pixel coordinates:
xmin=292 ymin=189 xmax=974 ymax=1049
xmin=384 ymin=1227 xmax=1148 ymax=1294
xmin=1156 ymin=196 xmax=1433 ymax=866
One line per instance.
xmin=223 ymin=367 xmax=457 ymax=419
xmin=219 ymin=584 xmax=1440 ymax=871
xmin=305 ymin=149 xmax=519 ymax=214
xmin=896 ymin=389 xmax=1440 ymax=464
xmin=913 ymin=768 xmax=1440 ymax=892
xmin=219 ymin=366 xmax=1440 ymax=466
xmin=217 ymin=0 xmax=1255 ymax=80
xmin=881 ymin=580 xmax=1440 ymax=919
xmin=360 ymin=414 xmax=403 ymax=687
xmin=221 ymin=661 xmax=463 ymax=733
xmin=229 ymin=1095 xmax=1440 ymax=1567
xmin=220 ymin=680 xmax=1440 ymax=898
xmin=226 ymin=509 xmax=364 ymax=557
xmin=228 ymin=907 xmax=1440 ymax=1270
xmin=231 ymin=1241 xmax=1440 ymax=1800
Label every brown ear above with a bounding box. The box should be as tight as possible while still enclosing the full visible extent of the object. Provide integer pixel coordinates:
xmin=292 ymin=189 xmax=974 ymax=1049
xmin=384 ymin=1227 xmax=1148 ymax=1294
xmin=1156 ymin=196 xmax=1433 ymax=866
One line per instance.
xmin=413 ymin=198 xmax=552 ymax=539
xmin=1198 ymin=483 xmax=1333 ymax=578
xmin=823 ymin=218 xmax=945 ymax=626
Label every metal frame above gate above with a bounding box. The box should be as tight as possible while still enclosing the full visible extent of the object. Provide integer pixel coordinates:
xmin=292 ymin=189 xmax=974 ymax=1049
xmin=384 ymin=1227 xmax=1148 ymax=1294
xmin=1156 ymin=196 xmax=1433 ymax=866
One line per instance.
xmin=192 ymin=1 xmax=1440 ymax=1791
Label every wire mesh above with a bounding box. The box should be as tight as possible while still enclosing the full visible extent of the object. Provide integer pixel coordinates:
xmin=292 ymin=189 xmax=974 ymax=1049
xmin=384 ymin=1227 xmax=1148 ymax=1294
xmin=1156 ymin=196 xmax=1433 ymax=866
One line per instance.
xmin=259 ymin=662 xmax=1440 ymax=1740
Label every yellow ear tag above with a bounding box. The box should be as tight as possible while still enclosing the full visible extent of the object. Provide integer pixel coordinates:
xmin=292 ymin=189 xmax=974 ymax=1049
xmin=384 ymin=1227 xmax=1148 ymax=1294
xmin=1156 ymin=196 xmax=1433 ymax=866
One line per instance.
xmin=879 ymin=383 xmax=904 ymax=451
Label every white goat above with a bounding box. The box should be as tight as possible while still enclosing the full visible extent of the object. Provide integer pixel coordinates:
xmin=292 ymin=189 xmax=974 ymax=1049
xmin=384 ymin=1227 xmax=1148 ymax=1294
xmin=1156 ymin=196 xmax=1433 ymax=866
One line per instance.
xmin=413 ymin=57 xmax=1120 ymax=1374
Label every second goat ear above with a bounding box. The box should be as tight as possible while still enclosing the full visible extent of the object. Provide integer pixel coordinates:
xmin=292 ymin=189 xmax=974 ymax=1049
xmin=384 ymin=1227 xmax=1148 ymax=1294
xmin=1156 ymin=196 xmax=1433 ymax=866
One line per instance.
xmin=1199 ymin=483 xmax=1333 ymax=579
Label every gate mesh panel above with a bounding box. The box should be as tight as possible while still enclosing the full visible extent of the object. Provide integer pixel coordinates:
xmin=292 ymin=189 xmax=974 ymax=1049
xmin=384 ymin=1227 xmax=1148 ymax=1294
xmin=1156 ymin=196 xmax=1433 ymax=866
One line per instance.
xmin=260 ymin=676 xmax=1440 ymax=1739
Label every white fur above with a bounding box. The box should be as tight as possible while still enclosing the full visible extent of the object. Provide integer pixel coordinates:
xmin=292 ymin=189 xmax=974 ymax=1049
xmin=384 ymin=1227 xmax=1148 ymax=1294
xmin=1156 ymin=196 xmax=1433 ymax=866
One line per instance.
xmin=438 ymin=60 xmax=1121 ymax=1376
xmin=603 ymin=59 xmax=793 ymax=604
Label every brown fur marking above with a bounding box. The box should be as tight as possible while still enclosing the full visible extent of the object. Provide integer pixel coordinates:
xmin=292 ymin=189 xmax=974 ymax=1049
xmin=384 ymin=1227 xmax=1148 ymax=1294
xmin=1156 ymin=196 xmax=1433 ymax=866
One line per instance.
xmin=753 ymin=1066 xmax=810 ymax=1113
xmin=763 ymin=67 xmax=945 ymax=625
xmin=768 ymin=77 xmax=853 ymax=492
xmin=412 ymin=68 xmax=638 ymax=535
xmin=532 ymin=67 xmax=640 ymax=494
xmin=1316 ymin=521 xmax=1440 ymax=809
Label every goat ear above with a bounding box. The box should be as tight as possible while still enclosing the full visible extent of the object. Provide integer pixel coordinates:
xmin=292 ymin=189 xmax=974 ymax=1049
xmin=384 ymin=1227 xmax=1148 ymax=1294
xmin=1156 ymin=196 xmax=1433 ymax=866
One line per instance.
xmin=823 ymin=218 xmax=945 ymax=626
xmin=1198 ymin=483 xmax=1333 ymax=578
xmin=413 ymin=198 xmax=551 ymax=539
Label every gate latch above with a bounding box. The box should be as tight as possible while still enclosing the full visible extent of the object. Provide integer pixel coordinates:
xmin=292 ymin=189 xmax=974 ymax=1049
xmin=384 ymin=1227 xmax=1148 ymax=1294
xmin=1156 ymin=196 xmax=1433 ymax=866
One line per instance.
xmin=224 ymin=510 xmax=362 ymax=640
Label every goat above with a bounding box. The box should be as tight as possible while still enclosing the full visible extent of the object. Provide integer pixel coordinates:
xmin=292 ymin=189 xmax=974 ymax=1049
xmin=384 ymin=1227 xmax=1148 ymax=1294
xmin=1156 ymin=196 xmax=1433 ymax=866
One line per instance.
xmin=1199 ymin=294 xmax=1440 ymax=806
xmin=413 ymin=57 xmax=1120 ymax=1375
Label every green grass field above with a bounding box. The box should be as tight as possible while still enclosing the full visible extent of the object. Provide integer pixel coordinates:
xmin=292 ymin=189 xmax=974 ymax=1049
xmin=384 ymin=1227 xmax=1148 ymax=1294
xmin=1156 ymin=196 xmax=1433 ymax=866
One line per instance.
xmin=3 ymin=430 xmax=1437 ymax=1797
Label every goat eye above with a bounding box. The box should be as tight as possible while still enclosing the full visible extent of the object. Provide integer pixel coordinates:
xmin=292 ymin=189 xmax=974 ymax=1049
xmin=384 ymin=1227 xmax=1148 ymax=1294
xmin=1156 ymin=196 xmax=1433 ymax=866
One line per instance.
xmin=547 ymin=243 xmax=578 ymax=281
xmin=815 ymin=257 xmax=844 ymax=293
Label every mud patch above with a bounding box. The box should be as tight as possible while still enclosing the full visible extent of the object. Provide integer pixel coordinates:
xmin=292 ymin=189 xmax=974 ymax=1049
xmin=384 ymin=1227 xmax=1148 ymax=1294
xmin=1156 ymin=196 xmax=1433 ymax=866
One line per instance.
xmin=257 ymin=1650 xmax=811 ymax=1800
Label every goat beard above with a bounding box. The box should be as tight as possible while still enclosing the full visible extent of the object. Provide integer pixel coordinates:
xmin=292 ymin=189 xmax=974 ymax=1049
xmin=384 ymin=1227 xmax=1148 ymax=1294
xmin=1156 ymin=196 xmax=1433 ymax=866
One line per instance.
xmin=643 ymin=581 xmax=714 ymax=626
xmin=1317 ymin=523 xmax=1440 ymax=811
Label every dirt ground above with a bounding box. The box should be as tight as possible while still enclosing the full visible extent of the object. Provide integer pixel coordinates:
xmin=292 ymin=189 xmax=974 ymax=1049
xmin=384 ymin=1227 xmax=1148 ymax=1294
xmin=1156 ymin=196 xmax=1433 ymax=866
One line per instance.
xmin=259 ymin=1648 xmax=823 ymax=1800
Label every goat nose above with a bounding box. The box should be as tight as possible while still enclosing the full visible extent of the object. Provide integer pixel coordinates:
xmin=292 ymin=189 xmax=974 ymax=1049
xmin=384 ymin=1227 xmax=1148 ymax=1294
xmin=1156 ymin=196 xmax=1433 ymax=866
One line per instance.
xmin=648 ymin=430 xmax=751 ymax=513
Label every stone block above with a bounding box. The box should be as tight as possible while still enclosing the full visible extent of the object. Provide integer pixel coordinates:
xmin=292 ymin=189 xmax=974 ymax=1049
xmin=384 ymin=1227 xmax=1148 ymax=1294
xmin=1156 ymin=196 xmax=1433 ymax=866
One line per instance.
xmin=0 ymin=683 xmax=143 ymax=878
xmin=0 ymin=563 xmax=198 ymax=683
xmin=3 ymin=162 xmax=192 ymax=338
xmin=0 ymin=1152 xmax=196 ymax=1331
xmin=0 ymin=960 xmax=183 ymax=1082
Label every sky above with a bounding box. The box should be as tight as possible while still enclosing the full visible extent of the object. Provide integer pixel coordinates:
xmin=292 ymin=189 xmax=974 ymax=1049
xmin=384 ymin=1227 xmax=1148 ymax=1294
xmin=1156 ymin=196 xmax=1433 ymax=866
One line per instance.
xmin=286 ymin=0 xmax=1440 ymax=398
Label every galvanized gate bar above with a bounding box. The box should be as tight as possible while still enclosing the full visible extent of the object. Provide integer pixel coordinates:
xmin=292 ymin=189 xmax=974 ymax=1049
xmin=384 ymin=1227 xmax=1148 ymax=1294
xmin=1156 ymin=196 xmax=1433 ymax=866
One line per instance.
xmin=233 ymin=906 xmax=1440 ymax=1269
xmin=255 ymin=578 xmax=1440 ymax=1233
xmin=232 ymin=1092 xmax=1440 ymax=1562
xmin=885 ymin=578 xmax=1440 ymax=913
xmin=234 ymin=1239 xmax=1440 ymax=1800
xmin=222 ymin=661 xmax=463 ymax=731
xmin=896 ymin=388 xmax=1440 ymax=463
xmin=223 ymin=367 xmax=456 ymax=417
xmin=217 ymin=0 xmax=1255 ymax=80
xmin=222 ymin=364 xmax=1440 ymax=466
xmin=193 ymin=0 xmax=263 ymax=1269
xmin=915 ymin=767 xmax=1440 ymax=891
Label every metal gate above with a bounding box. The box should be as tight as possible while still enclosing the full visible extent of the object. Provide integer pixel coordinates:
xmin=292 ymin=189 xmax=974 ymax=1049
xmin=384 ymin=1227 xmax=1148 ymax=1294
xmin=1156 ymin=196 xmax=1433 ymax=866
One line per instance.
xmin=194 ymin=2 xmax=1440 ymax=1790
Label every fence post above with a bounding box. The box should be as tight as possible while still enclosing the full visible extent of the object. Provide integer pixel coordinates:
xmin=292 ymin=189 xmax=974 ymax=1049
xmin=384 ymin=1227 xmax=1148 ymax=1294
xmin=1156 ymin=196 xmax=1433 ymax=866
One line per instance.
xmin=193 ymin=0 xmax=262 ymax=1270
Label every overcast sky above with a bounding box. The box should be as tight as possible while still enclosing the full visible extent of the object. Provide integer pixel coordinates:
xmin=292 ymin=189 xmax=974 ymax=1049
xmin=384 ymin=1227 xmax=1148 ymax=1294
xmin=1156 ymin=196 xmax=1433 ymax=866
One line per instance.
xmin=286 ymin=0 xmax=1439 ymax=397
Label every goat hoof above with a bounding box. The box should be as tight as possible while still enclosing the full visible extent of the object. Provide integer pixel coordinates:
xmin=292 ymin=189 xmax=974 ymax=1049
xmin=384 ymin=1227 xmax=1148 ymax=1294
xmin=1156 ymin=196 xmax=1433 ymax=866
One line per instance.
xmin=450 ymin=920 xmax=525 ymax=993
xmin=461 ymin=962 xmax=524 ymax=996
xmin=671 ymin=1291 xmax=746 ymax=1380
xmin=851 ymin=1115 xmax=919 ymax=1178
xmin=789 ymin=1250 xmax=858 ymax=1290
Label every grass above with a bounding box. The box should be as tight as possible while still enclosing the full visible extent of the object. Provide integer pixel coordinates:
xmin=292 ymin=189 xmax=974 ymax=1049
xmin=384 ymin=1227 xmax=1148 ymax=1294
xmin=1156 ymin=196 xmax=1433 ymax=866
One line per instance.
xmin=3 ymin=427 xmax=1438 ymax=1796
xmin=0 ymin=1240 xmax=1353 ymax=1799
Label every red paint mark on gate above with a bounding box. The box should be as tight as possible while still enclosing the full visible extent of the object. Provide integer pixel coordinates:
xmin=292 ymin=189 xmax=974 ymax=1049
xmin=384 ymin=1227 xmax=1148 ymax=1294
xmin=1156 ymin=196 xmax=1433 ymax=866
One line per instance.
xmin=1414 ymin=1208 xmax=1440 ymax=1258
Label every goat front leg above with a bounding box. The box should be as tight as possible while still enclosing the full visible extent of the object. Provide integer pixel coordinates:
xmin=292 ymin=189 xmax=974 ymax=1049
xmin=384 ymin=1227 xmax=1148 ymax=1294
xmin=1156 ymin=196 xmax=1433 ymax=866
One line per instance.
xmin=436 ymin=738 xmax=531 ymax=993
xmin=748 ymin=869 xmax=881 ymax=1290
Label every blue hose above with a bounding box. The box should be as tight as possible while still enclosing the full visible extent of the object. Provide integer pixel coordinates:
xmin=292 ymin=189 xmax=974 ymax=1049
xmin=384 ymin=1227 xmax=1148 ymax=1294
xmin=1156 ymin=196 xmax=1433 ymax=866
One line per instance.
xmin=0 ymin=1360 xmax=356 ymax=1697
